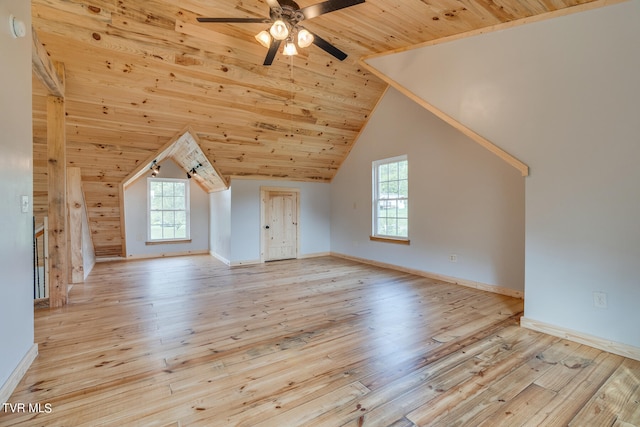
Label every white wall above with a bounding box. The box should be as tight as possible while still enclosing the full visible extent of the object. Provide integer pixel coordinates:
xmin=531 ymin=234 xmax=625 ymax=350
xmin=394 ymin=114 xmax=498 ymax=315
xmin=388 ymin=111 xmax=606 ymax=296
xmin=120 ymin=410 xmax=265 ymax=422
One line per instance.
xmin=367 ymin=1 xmax=640 ymax=347
xmin=124 ymin=159 xmax=210 ymax=258
xmin=210 ymin=188 xmax=231 ymax=263
xmin=229 ymin=179 xmax=331 ymax=264
xmin=0 ymin=0 xmax=35 ymax=391
xmin=331 ymin=87 xmax=525 ymax=291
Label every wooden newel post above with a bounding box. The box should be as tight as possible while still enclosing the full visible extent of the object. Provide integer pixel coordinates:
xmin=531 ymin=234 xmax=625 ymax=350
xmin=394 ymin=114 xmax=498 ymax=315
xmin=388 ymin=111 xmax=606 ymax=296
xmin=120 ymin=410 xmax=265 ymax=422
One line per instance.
xmin=47 ymin=95 xmax=68 ymax=308
xmin=67 ymin=167 xmax=85 ymax=283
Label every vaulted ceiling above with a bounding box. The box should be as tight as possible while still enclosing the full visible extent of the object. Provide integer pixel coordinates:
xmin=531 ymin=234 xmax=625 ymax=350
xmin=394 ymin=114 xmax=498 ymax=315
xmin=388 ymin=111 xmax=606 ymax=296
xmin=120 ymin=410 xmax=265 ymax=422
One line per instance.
xmin=31 ymin=0 xmax=598 ymax=257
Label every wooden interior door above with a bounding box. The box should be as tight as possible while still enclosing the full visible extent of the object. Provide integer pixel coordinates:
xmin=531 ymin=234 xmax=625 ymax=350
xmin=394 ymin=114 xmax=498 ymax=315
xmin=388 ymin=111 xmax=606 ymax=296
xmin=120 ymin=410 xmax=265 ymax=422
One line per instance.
xmin=263 ymin=190 xmax=298 ymax=261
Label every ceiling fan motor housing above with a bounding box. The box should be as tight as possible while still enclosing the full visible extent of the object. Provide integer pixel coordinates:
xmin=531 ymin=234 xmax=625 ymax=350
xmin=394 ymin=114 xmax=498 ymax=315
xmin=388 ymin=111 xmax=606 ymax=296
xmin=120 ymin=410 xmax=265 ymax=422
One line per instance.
xmin=270 ymin=0 xmax=306 ymax=26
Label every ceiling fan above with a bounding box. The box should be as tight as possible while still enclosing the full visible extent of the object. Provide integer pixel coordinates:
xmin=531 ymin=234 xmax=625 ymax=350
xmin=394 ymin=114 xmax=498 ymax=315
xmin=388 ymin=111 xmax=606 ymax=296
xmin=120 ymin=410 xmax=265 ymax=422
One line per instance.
xmin=197 ymin=0 xmax=365 ymax=65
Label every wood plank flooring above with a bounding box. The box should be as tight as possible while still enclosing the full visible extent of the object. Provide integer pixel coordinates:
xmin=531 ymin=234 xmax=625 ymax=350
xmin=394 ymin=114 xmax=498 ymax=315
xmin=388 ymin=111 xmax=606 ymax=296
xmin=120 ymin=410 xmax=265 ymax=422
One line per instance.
xmin=2 ymin=255 xmax=639 ymax=426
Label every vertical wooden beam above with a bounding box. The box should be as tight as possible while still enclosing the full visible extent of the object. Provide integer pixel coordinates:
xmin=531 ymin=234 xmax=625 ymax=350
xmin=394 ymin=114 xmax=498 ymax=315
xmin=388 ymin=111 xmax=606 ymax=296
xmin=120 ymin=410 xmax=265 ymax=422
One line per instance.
xmin=31 ymin=27 xmax=65 ymax=97
xmin=47 ymin=94 xmax=68 ymax=307
xmin=67 ymin=167 xmax=84 ymax=283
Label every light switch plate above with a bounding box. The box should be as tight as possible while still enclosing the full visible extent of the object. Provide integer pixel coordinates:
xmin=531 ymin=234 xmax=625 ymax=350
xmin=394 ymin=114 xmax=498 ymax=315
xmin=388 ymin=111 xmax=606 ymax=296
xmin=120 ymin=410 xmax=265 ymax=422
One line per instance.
xmin=21 ymin=195 xmax=29 ymax=213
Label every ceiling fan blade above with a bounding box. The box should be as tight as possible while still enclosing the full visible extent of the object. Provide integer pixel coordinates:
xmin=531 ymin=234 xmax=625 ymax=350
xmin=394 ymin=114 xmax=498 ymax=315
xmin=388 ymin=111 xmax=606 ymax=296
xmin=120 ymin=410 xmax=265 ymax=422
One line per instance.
xmin=197 ymin=17 xmax=271 ymax=23
xmin=300 ymin=0 xmax=365 ymax=20
xmin=265 ymin=0 xmax=283 ymax=12
xmin=311 ymin=33 xmax=348 ymax=61
xmin=263 ymin=39 xmax=282 ymax=66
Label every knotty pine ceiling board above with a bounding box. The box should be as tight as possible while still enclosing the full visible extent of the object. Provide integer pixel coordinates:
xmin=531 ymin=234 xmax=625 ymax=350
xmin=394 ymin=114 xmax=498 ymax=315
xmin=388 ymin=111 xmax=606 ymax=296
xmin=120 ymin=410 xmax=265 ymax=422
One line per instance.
xmin=32 ymin=0 xmax=599 ymax=257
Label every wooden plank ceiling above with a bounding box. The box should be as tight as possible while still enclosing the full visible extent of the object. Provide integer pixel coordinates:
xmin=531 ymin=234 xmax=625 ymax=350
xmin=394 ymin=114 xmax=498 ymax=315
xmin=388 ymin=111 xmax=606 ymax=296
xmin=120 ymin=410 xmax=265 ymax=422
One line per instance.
xmin=31 ymin=0 xmax=596 ymax=257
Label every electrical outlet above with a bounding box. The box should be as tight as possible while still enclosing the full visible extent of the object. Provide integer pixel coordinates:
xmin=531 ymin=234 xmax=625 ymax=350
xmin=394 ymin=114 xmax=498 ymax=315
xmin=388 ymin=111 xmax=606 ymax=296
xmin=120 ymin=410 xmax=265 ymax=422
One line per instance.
xmin=449 ymin=254 xmax=458 ymax=263
xmin=593 ymin=291 xmax=607 ymax=309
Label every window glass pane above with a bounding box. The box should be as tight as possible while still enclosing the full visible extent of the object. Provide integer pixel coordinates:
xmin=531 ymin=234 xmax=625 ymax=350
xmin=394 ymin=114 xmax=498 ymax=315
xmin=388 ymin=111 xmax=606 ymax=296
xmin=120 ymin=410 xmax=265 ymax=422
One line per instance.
xmin=163 ymin=211 xmax=175 ymax=227
xmin=175 ymin=183 xmax=185 ymax=197
xmin=150 ymin=211 xmax=162 ymax=226
xmin=389 ymin=203 xmax=398 ymax=219
xmin=163 ymin=182 xmax=175 ymax=197
xmin=174 ymin=196 xmax=185 ymax=210
xmin=377 ymin=218 xmax=387 ymax=235
xmin=388 ymin=162 xmax=398 ymax=180
xmin=175 ymin=211 xmax=186 ymax=226
xmin=163 ymin=226 xmax=175 ymax=239
xmin=174 ymin=226 xmax=186 ymax=239
xmin=151 ymin=182 xmax=163 ymax=196
xmin=397 ymin=219 xmax=408 ymax=237
xmin=150 ymin=196 xmax=162 ymax=211
xmin=387 ymin=218 xmax=397 ymax=236
xmin=399 ymin=180 xmax=408 ymax=198
xmin=150 ymin=226 xmax=163 ymax=240
xmin=162 ymin=197 xmax=175 ymax=210
xmin=380 ymin=164 xmax=389 ymax=182
xmin=379 ymin=181 xmax=389 ymax=199
xmin=398 ymin=201 xmax=408 ymax=219
xmin=398 ymin=160 xmax=408 ymax=179
xmin=387 ymin=181 xmax=398 ymax=196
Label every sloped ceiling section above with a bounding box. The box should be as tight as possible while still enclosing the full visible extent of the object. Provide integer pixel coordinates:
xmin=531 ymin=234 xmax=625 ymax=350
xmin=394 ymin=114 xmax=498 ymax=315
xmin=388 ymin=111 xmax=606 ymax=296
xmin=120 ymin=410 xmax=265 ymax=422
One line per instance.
xmin=123 ymin=129 xmax=228 ymax=194
xmin=361 ymin=0 xmax=618 ymax=174
xmin=31 ymin=0 xmax=599 ymax=257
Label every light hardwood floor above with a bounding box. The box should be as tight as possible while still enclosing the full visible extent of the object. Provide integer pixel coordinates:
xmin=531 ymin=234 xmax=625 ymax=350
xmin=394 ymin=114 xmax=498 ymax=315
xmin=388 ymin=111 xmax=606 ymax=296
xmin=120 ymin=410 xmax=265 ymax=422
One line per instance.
xmin=2 ymin=255 xmax=639 ymax=426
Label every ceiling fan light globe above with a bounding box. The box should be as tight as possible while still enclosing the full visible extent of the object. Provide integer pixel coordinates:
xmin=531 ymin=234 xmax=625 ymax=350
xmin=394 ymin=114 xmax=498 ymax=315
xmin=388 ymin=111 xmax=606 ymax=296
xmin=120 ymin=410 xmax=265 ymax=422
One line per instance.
xmin=283 ymin=40 xmax=298 ymax=56
xmin=255 ymin=30 xmax=272 ymax=48
xmin=297 ymin=29 xmax=314 ymax=48
xmin=270 ymin=20 xmax=289 ymax=40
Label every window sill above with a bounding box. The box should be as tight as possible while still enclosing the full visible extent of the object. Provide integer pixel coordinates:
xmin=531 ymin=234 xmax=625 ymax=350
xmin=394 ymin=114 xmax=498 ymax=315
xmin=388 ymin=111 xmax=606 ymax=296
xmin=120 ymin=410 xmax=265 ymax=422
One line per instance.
xmin=369 ymin=236 xmax=410 ymax=245
xmin=146 ymin=239 xmax=192 ymax=246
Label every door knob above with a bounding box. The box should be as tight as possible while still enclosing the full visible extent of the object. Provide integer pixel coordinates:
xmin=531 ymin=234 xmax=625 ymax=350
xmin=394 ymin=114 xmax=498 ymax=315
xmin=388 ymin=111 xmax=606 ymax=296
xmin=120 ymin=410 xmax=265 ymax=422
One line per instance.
xmin=265 ymin=225 xmax=270 ymax=229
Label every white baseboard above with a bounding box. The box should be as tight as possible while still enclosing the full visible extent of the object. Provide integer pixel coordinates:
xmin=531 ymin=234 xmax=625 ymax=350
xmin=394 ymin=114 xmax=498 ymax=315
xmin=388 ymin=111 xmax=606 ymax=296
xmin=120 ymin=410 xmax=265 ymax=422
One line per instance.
xmin=209 ymin=251 xmax=230 ymax=266
xmin=298 ymin=252 xmax=331 ymax=259
xmin=230 ymin=259 xmax=262 ymax=267
xmin=0 ymin=344 xmax=38 ymax=404
xmin=331 ymin=252 xmax=523 ymax=299
xmin=228 ymin=252 xmax=329 ymax=267
xmin=520 ymin=317 xmax=640 ymax=361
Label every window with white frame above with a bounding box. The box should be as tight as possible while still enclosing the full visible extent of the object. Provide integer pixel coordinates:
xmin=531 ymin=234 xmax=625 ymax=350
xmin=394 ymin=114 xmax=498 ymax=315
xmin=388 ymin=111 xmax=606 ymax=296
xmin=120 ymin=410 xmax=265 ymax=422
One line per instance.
xmin=372 ymin=155 xmax=408 ymax=240
xmin=148 ymin=178 xmax=190 ymax=241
